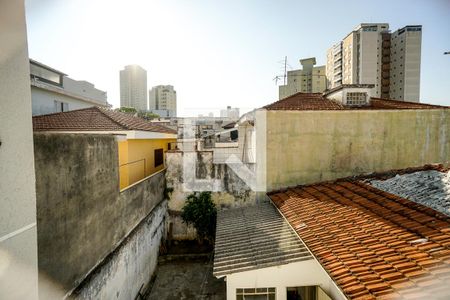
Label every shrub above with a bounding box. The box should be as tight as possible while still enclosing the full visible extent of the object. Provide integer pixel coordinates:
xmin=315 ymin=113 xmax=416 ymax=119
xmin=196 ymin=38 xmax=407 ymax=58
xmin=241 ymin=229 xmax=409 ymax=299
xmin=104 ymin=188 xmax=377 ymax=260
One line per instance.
xmin=181 ymin=192 xmax=217 ymax=243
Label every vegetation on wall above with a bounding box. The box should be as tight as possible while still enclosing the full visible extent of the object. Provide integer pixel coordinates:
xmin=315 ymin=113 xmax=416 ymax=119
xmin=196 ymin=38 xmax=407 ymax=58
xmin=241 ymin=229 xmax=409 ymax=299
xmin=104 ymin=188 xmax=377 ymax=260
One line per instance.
xmin=181 ymin=192 xmax=217 ymax=243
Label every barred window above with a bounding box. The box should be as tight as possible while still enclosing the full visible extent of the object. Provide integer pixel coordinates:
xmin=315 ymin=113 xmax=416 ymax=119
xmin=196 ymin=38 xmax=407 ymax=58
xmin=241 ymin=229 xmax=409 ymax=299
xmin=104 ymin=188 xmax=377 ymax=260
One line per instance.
xmin=346 ymin=92 xmax=367 ymax=106
xmin=236 ymin=287 xmax=275 ymax=300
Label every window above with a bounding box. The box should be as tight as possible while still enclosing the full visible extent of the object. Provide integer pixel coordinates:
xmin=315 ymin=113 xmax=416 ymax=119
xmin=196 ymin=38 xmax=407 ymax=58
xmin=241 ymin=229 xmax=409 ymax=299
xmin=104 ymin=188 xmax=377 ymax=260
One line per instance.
xmin=30 ymin=62 xmax=63 ymax=86
xmin=54 ymin=100 xmax=68 ymax=112
xmin=287 ymin=286 xmax=331 ymax=300
xmin=154 ymin=148 xmax=163 ymax=167
xmin=236 ymin=288 xmax=275 ymax=300
xmin=346 ymin=92 xmax=367 ymax=106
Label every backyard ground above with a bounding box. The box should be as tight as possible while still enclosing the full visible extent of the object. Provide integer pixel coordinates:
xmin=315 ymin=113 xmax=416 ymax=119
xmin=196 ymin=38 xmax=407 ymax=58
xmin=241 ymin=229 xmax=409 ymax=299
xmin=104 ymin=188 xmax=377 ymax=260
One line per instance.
xmin=146 ymin=241 xmax=226 ymax=300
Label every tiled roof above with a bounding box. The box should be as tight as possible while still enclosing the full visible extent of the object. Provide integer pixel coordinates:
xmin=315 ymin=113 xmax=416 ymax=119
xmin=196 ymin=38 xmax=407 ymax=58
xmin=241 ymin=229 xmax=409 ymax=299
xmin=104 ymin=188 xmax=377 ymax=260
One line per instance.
xmin=268 ymin=179 xmax=450 ymax=300
xmin=264 ymin=93 xmax=345 ymax=110
xmin=369 ymin=98 xmax=446 ymax=110
xmin=263 ymin=92 xmax=448 ymax=111
xmin=33 ymin=107 xmax=176 ymax=134
xmin=369 ymin=170 xmax=450 ymax=217
xmin=213 ymin=201 xmax=312 ymax=278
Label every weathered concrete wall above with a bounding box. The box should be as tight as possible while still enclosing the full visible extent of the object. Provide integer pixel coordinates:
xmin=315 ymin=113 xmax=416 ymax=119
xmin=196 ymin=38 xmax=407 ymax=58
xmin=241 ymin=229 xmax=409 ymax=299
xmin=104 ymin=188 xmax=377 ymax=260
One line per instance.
xmin=165 ymin=150 xmax=255 ymax=240
xmin=264 ymin=109 xmax=450 ymax=190
xmin=72 ymin=200 xmax=168 ymax=300
xmin=166 ymin=151 xmax=255 ymax=211
xmin=34 ymin=133 xmax=166 ymax=296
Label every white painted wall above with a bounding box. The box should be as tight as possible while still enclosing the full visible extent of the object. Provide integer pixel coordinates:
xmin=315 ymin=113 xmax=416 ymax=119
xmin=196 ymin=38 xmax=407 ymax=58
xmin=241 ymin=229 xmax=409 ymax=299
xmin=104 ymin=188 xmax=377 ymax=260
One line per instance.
xmin=225 ymin=260 xmax=347 ymax=300
xmin=63 ymin=77 xmax=107 ymax=103
xmin=0 ymin=1 xmax=38 ymax=298
xmin=73 ymin=201 xmax=168 ymax=300
xmin=255 ymin=109 xmax=267 ymax=193
xmin=31 ymin=84 xmax=106 ymax=116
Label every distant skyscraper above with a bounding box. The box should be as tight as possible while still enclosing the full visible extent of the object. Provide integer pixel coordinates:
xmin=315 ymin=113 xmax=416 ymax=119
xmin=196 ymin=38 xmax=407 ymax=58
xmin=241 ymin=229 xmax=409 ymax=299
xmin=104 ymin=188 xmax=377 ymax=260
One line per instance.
xmin=120 ymin=65 xmax=148 ymax=111
xmin=278 ymin=57 xmax=326 ymax=99
xmin=149 ymin=85 xmax=177 ymax=117
xmin=220 ymin=106 xmax=240 ymax=120
xmin=389 ymin=26 xmax=422 ymax=101
xmin=326 ymin=23 xmax=422 ymax=102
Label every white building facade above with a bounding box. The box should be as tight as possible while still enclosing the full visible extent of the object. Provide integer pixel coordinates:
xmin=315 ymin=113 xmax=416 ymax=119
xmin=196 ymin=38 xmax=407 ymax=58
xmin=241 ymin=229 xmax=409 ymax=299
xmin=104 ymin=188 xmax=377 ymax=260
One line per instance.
xmin=389 ymin=25 xmax=422 ymax=101
xmin=120 ymin=65 xmax=148 ymax=111
xmin=149 ymin=85 xmax=177 ymax=117
xmin=30 ymin=59 xmax=108 ymax=116
xmin=279 ymin=57 xmax=327 ymax=99
xmin=326 ymin=23 xmax=422 ymax=102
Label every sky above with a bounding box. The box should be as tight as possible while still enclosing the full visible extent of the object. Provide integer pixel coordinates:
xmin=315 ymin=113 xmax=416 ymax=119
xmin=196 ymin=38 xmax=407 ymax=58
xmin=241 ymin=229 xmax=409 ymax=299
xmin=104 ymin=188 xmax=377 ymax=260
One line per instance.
xmin=25 ymin=0 xmax=450 ymax=117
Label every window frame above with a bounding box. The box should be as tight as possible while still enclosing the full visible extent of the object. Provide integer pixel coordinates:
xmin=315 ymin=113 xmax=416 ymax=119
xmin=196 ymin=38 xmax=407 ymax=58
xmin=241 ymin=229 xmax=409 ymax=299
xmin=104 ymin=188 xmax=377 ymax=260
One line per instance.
xmin=154 ymin=148 xmax=164 ymax=167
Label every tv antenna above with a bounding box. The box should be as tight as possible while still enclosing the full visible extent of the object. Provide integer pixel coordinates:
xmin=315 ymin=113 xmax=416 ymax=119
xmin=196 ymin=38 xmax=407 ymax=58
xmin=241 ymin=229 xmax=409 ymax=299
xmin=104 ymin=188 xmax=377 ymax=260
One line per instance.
xmin=273 ymin=56 xmax=288 ymax=85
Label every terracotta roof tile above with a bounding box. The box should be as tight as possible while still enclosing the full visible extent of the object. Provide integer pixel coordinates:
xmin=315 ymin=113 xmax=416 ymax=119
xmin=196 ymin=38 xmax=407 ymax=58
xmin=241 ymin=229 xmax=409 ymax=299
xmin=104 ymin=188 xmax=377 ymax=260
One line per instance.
xmin=32 ymin=107 xmax=176 ymax=134
xmin=268 ymin=180 xmax=450 ymax=299
xmin=263 ymin=92 xmax=448 ymax=111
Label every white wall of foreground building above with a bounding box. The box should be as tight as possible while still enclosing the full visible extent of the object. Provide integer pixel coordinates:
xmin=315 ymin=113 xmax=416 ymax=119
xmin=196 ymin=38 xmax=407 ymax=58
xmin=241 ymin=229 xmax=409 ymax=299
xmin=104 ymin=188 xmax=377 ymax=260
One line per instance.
xmin=0 ymin=0 xmax=38 ymax=299
xmin=225 ymin=260 xmax=347 ymax=300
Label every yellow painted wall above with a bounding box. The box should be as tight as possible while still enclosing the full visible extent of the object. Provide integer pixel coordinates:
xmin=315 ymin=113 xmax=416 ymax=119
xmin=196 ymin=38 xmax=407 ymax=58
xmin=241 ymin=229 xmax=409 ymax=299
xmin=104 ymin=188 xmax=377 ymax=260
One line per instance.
xmin=119 ymin=138 xmax=176 ymax=189
xmin=264 ymin=109 xmax=450 ymax=191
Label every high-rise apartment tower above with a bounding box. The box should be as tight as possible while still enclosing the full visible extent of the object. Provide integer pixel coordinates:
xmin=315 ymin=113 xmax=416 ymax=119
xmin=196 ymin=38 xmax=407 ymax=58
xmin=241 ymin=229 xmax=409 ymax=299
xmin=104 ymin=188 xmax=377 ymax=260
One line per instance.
xmin=279 ymin=57 xmax=326 ymax=99
xmin=326 ymin=23 xmax=422 ymax=102
xmin=120 ymin=65 xmax=148 ymax=111
xmin=149 ymin=85 xmax=177 ymax=117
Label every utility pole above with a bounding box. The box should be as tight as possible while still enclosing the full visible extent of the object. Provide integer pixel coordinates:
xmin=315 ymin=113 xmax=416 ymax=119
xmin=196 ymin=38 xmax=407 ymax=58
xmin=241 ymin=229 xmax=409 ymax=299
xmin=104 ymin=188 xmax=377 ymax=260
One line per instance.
xmin=283 ymin=56 xmax=287 ymax=85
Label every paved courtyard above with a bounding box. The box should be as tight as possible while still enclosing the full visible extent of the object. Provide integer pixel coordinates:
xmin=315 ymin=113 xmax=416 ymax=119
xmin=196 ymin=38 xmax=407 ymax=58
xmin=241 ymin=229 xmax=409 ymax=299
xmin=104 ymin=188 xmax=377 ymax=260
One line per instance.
xmin=147 ymin=256 xmax=226 ymax=300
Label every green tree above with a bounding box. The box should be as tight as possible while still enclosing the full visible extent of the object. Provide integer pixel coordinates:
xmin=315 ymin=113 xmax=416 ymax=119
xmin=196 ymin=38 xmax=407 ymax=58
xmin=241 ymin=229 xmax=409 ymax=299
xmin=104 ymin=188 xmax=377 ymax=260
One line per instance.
xmin=138 ymin=111 xmax=160 ymax=120
xmin=116 ymin=107 xmax=137 ymax=114
xmin=181 ymin=192 xmax=217 ymax=243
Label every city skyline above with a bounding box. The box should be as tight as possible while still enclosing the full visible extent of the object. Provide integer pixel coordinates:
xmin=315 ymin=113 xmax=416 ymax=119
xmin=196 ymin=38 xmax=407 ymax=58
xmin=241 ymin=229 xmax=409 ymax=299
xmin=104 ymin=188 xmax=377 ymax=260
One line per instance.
xmin=25 ymin=0 xmax=450 ymax=117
